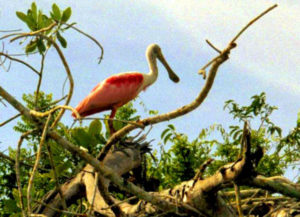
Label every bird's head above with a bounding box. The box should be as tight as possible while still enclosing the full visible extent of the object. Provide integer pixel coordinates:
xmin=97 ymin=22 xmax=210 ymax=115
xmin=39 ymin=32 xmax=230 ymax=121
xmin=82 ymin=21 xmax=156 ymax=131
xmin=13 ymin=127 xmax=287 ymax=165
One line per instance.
xmin=147 ymin=44 xmax=180 ymax=83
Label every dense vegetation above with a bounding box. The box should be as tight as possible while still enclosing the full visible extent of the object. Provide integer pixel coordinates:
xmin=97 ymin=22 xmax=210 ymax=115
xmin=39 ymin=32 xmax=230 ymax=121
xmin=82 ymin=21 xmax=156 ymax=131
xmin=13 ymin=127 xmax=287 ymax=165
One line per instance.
xmin=0 ymin=3 xmax=299 ymax=216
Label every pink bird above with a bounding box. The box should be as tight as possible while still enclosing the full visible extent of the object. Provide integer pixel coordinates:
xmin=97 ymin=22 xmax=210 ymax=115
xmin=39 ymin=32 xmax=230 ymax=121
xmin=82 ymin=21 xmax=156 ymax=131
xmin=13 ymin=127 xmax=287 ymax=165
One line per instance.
xmin=72 ymin=44 xmax=180 ymax=134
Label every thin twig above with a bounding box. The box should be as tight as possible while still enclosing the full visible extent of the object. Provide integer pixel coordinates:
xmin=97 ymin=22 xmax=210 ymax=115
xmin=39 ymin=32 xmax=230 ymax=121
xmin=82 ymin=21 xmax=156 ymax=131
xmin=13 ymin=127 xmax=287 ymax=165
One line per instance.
xmin=230 ymin=4 xmax=278 ymax=44
xmin=234 ymin=183 xmax=243 ymax=217
xmin=156 ymin=194 xmax=205 ymax=216
xmin=66 ymin=24 xmax=104 ymax=64
xmin=30 ymin=105 xmax=80 ymax=119
xmin=0 ymin=113 xmax=21 ymax=127
xmin=101 ymin=196 xmax=137 ymax=210
xmin=0 ymin=52 xmax=40 ymax=75
xmin=97 ymin=174 xmax=123 ymax=217
xmin=61 ymin=76 xmax=68 ymax=97
xmin=0 ymin=150 xmax=49 ymax=172
xmin=33 ymin=199 xmax=91 ymax=216
xmin=0 ymin=97 xmax=7 ymax=106
xmin=88 ymin=172 xmax=99 ymax=215
xmin=7 ymin=51 xmax=39 ymax=56
xmin=199 ymin=4 xmax=277 ymax=71
xmin=27 ymin=115 xmax=51 ymax=215
xmin=241 ymin=189 xmax=261 ymax=206
xmin=205 ymin=40 xmax=221 ymax=53
xmin=35 ymin=34 xmax=74 ymax=128
xmin=35 ymin=52 xmax=47 ymax=109
xmin=77 ymin=117 xmax=144 ymax=128
xmin=247 ymin=191 xmax=269 ymax=217
xmin=0 ymin=28 xmax=22 ymax=32
xmin=10 ymin=22 xmax=57 ymax=42
xmin=8 ymin=31 xmax=74 ymax=128
xmin=46 ymin=142 xmax=68 ymax=210
xmin=16 ymin=130 xmax=35 ymax=217
xmin=47 ymin=95 xmax=68 ymax=107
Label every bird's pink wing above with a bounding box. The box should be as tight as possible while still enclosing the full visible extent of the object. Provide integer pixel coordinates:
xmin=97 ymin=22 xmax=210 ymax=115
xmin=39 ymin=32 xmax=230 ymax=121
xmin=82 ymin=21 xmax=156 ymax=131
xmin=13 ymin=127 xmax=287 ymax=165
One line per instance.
xmin=73 ymin=73 xmax=144 ymax=117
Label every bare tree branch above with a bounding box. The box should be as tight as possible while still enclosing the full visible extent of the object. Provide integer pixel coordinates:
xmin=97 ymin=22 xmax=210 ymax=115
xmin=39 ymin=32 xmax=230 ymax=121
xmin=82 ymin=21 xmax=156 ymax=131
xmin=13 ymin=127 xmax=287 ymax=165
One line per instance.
xmin=46 ymin=142 xmax=67 ymax=210
xmin=65 ymin=24 xmax=104 ymax=64
xmin=0 ymin=52 xmax=40 ymax=75
xmin=0 ymin=113 xmax=21 ymax=127
xmin=27 ymin=114 xmax=51 ymax=214
xmin=35 ymin=53 xmax=47 ymax=108
xmin=16 ymin=130 xmax=36 ymax=217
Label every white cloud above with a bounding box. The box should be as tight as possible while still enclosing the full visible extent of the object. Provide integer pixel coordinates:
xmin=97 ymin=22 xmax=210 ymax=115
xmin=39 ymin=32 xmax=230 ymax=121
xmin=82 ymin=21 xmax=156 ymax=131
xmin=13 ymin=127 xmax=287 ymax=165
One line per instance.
xmin=145 ymin=0 xmax=300 ymax=95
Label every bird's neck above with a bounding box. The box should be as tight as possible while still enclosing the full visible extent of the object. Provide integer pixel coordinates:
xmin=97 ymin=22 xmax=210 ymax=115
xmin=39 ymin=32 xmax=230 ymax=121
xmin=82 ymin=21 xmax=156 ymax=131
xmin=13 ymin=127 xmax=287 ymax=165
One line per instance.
xmin=146 ymin=53 xmax=158 ymax=85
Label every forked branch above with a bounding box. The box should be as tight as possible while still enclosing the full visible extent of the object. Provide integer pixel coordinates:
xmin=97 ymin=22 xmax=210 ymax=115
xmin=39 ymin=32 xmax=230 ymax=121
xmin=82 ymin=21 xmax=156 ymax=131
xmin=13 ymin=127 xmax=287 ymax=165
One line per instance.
xmin=97 ymin=4 xmax=278 ymax=162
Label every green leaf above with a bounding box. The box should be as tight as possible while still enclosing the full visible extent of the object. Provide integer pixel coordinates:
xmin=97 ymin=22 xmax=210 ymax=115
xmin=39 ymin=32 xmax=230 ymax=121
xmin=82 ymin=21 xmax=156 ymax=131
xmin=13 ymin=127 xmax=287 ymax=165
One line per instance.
xmin=88 ymin=120 xmax=102 ymax=136
xmin=3 ymin=199 xmax=21 ymax=213
xmin=51 ymin=3 xmax=61 ymax=20
xmin=31 ymin=2 xmax=37 ymax=21
xmin=26 ymin=10 xmax=36 ymax=30
xmin=16 ymin=11 xmax=28 ymax=23
xmin=57 ymin=31 xmax=67 ymax=48
xmin=37 ymin=39 xmax=46 ymax=54
xmin=71 ymin=128 xmax=91 ymax=148
xmin=168 ymin=124 xmax=175 ymax=130
xmin=61 ymin=7 xmax=72 ymax=22
xmin=25 ymin=41 xmax=37 ymax=53
xmin=37 ymin=10 xmax=43 ymax=29
xmin=161 ymin=128 xmax=170 ymax=139
xmin=163 ymin=133 xmax=172 ymax=144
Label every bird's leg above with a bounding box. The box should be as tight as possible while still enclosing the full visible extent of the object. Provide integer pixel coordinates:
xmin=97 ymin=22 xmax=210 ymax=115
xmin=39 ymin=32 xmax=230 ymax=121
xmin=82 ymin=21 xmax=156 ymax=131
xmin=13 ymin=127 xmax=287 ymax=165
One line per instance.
xmin=108 ymin=108 xmax=117 ymax=135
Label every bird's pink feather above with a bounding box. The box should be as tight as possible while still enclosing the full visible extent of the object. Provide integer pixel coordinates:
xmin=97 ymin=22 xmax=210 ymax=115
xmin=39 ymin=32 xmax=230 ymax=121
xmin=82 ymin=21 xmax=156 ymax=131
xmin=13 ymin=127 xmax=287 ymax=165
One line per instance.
xmin=72 ymin=73 xmax=144 ymax=117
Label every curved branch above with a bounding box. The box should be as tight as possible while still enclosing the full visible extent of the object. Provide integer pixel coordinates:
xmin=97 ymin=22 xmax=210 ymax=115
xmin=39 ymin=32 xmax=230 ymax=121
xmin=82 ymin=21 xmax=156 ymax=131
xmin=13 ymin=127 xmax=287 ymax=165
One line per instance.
xmin=0 ymin=113 xmax=21 ymax=127
xmin=97 ymin=54 xmax=229 ymax=161
xmin=230 ymin=4 xmax=277 ymax=44
xmin=0 ymin=86 xmax=197 ymax=215
xmin=16 ymin=130 xmax=35 ymax=217
xmin=0 ymin=52 xmax=40 ymax=75
xmin=30 ymin=105 xmax=79 ymax=119
xmin=8 ymin=31 xmax=74 ymax=128
xmin=65 ymin=24 xmax=104 ymax=64
xmin=34 ymin=34 xmax=74 ymax=128
xmin=27 ymin=114 xmax=51 ymax=214
xmin=97 ymin=4 xmax=278 ymax=162
xmin=246 ymin=176 xmax=300 ymax=199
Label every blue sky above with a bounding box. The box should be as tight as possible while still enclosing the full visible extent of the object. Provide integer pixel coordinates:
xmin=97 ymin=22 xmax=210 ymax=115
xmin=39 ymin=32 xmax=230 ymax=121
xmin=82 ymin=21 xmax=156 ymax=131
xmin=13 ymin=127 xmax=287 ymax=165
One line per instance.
xmin=0 ymin=1 xmax=299 ymax=179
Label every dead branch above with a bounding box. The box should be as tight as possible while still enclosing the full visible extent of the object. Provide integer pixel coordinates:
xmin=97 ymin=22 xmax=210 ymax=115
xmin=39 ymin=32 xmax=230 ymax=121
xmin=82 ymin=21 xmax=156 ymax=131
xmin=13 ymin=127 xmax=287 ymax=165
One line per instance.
xmin=246 ymin=175 xmax=300 ymax=199
xmin=97 ymin=4 xmax=277 ymax=163
xmin=222 ymin=189 xmax=266 ymax=199
xmin=64 ymin=23 xmax=104 ymax=64
xmin=234 ymin=183 xmax=243 ymax=217
xmin=7 ymin=30 xmax=74 ymax=128
xmin=16 ymin=130 xmax=36 ymax=217
xmin=0 ymin=52 xmax=40 ymax=75
xmin=35 ymin=53 xmax=46 ymax=108
xmin=27 ymin=114 xmax=51 ymax=214
xmin=46 ymin=142 xmax=67 ymax=210
xmin=0 ymin=113 xmax=21 ymax=127
xmin=0 ymin=4 xmax=293 ymax=217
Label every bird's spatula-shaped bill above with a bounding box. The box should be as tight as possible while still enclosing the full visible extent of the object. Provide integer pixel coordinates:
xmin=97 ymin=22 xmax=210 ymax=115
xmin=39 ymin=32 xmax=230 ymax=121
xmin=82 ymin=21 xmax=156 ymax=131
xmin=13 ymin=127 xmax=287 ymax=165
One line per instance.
xmin=157 ymin=53 xmax=180 ymax=83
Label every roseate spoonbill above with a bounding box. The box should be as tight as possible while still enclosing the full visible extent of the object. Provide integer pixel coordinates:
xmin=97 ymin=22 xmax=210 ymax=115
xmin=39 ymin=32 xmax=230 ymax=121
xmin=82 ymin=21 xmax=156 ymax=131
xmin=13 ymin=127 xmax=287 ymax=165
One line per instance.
xmin=72 ymin=44 xmax=179 ymax=134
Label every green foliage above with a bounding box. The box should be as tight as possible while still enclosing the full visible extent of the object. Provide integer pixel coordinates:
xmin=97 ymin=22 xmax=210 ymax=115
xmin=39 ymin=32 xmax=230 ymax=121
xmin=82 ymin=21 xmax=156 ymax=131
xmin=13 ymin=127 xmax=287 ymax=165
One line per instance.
xmin=15 ymin=2 xmax=72 ymax=54
xmin=147 ymin=92 xmax=299 ymax=189
xmin=14 ymin=92 xmax=56 ymax=142
xmin=2 ymin=3 xmax=299 ymax=209
xmin=0 ymin=89 xmax=143 ymax=215
xmin=147 ymin=124 xmax=214 ymax=188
